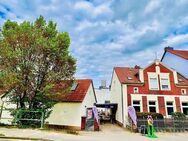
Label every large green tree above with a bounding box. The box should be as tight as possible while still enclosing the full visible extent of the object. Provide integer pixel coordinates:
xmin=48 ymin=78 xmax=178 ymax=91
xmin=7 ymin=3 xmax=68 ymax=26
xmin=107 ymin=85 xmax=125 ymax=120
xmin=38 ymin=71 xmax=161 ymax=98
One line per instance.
xmin=0 ymin=16 xmax=76 ymax=111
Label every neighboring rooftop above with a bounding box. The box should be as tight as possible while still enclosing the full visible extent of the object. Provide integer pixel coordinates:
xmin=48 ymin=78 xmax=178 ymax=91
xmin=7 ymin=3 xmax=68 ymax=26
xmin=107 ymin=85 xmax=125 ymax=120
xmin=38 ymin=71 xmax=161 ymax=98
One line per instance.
xmin=163 ymin=47 xmax=188 ymax=60
xmin=114 ymin=67 xmax=141 ymax=84
xmin=52 ymin=79 xmax=94 ymax=102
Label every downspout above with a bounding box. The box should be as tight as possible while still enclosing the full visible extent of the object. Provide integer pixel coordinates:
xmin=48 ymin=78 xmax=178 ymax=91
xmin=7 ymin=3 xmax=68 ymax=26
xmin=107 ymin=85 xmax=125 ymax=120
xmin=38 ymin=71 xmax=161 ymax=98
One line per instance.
xmin=121 ymin=84 xmax=124 ymax=126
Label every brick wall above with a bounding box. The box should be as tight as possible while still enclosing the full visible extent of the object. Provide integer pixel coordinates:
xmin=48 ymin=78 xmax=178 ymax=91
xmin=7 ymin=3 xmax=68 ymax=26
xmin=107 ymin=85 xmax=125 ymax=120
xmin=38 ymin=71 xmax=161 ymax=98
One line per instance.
xmin=175 ymin=97 xmax=181 ymax=112
xmin=158 ymin=96 xmax=166 ymax=116
xmin=142 ymin=96 xmax=148 ymax=112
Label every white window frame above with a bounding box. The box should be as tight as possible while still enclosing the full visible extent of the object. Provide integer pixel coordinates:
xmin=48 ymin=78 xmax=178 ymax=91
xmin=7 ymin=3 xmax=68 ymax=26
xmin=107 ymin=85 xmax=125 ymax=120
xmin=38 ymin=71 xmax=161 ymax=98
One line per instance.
xmin=160 ymin=76 xmax=171 ymax=91
xmin=166 ymin=101 xmax=174 ymax=116
xmin=148 ymin=101 xmax=157 ymax=113
xmin=181 ymin=89 xmax=187 ymax=95
xmin=182 ymin=102 xmax=188 ymax=116
xmin=132 ymin=100 xmax=141 ymax=112
xmin=159 ymin=73 xmax=171 ymax=91
xmin=149 ymin=77 xmax=159 ymax=90
xmin=148 ymin=72 xmax=159 ymax=90
xmin=133 ymin=87 xmax=139 ymax=93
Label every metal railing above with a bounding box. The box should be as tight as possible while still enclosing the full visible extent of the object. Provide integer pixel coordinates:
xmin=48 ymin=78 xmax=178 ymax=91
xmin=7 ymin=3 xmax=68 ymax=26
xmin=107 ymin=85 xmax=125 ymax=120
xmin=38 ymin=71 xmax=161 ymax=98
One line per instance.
xmin=0 ymin=108 xmax=45 ymax=128
xmin=137 ymin=118 xmax=188 ymax=132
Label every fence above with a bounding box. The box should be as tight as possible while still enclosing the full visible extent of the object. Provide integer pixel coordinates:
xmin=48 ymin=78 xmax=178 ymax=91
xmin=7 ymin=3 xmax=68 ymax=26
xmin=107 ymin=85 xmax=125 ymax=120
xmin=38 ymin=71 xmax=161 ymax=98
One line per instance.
xmin=137 ymin=118 xmax=188 ymax=132
xmin=0 ymin=107 xmax=45 ymax=128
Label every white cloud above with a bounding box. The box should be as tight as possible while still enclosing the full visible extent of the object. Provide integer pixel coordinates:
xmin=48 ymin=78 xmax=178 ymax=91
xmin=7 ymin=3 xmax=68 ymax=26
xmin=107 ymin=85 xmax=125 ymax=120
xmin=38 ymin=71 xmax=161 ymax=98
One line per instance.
xmin=74 ymin=1 xmax=112 ymax=18
xmin=1 ymin=0 xmax=188 ymax=87
xmin=164 ymin=34 xmax=188 ymax=46
xmin=144 ymin=0 xmax=161 ymax=14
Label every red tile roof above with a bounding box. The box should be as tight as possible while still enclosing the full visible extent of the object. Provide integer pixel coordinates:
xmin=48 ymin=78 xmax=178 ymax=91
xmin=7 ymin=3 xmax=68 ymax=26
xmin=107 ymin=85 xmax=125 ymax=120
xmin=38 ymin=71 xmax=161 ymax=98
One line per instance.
xmin=52 ymin=79 xmax=95 ymax=102
xmin=114 ymin=67 xmax=141 ymax=84
xmin=167 ymin=49 xmax=188 ymax=60
xmin=114 ymin=66 xmax=188 ymax=86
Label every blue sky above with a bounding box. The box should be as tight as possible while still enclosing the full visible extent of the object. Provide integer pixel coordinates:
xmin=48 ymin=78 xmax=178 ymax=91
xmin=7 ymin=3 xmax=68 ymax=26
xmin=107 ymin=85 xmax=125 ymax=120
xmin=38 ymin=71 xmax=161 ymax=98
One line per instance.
xmin=1 ymin=0 xmax=188 ymax=87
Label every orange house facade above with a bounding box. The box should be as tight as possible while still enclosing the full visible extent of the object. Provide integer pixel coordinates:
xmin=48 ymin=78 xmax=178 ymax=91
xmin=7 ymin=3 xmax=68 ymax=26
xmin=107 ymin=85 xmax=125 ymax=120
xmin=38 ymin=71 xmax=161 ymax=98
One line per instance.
xmin=110 ymin=60 xmax=188 ymax=127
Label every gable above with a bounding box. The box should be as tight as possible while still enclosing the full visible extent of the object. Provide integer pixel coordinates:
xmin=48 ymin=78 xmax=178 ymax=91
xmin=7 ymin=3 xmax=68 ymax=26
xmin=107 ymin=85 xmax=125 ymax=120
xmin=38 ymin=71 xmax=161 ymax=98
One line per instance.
xmin=143 ymin=60 xmax=175 ymax=75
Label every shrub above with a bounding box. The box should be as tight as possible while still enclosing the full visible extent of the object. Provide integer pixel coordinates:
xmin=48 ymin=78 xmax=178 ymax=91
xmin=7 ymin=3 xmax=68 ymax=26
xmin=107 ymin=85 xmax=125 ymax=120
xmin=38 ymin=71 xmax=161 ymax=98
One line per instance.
xmin=11 ymin=109 xmax=45 ymax=128
xmin=136 ymin=112 xmax=164 ymax=119
xmin=0 ymin=133 xmax=5 ymax=137
xmin=171 ymin=112 xmax=186 ymax=120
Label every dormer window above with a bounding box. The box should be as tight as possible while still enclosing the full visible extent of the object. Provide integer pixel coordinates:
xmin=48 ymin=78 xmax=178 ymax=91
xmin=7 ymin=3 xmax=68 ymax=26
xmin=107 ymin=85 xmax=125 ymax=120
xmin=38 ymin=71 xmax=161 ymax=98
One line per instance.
xmin=71 ymin=82 xmax=78 ymax=91
xmin=133 ymin=87 xmax=139 ymax=93
xmin=181 ymin=89 xmax=187 ymax=95
xmin=127 ymin=76 xmax=132 ymax=80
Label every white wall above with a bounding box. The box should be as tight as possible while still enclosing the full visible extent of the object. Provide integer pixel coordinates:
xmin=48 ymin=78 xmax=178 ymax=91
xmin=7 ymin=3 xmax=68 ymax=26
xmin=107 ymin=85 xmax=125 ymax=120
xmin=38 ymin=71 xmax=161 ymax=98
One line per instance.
xmin=110 ymin=71 xmax=123 ymax=124
xmin=46 ymin=103 xmax=82 ymax=127
xmin=0 ymin=96 xmax=17 ymax=125
xmin=122 ymin=84 xmax=128 ymax=127
xmin=81 ymin=84 xmax=96 ymax=116
xmin=47 ymin=83 xmax=96 ymax=127
xmin=162 ymin=52 xmax=188 ymax=78
xmin=95 ymin=88 xmax=110 ymax=104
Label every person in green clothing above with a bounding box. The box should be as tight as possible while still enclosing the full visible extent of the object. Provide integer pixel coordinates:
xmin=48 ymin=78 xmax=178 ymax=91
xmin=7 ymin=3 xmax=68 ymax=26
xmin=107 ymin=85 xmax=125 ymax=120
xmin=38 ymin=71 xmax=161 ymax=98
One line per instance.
xmin=147 ymin=115 xmax=153 ymax=136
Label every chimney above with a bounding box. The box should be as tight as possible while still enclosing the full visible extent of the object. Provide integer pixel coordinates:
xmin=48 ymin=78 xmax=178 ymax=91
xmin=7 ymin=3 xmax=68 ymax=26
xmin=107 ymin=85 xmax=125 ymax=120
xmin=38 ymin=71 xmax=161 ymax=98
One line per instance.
xmin=99 ymin=80 xmax=107 ymax=89
xmin=134 ymin=65 xmax=140 ymax=69
xmin=165 ymin=46 xmax=173 ymax=51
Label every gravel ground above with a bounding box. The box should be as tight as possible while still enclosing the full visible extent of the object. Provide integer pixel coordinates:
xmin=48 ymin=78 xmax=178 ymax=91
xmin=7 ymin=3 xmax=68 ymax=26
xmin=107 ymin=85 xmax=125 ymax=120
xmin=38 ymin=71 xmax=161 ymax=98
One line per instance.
xmin=0 ymin=124 xmax=188 ymax=141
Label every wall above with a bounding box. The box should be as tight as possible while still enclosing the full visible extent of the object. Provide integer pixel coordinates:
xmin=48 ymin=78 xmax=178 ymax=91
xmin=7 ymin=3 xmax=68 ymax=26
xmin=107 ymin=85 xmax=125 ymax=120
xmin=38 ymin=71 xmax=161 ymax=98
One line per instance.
xmin=110 ymin=70 xmax=123 ymax=125
xmin=0 ymin=96 xmax=17 ymax=124
xmin=81 ymin=84 xmax=96 ymax=116
xmin=130 ymin=94 xmax=188 ymax=118
xmin=123 ymin=84 xmax=129 ymax=126
xmin=95 ymin=88 xmax=110 ymax=104
xmin=127 ymin=61 xmax=188 ymax=118
xmin=46 ymin=102 xmax=82 ymax=127
xmin=162 ymin=52 xmax=188 ymax=78
xmin=127 ymin=62 xmax=188 ymax=96
xmin=47 ymin=83 xmax=96 ymax=128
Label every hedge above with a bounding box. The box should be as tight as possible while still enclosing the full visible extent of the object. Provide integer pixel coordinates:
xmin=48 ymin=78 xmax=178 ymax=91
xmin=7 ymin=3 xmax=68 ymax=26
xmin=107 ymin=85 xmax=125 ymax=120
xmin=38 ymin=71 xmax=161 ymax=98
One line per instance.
xmin=136 ymin=112 xmax=164 ymax=119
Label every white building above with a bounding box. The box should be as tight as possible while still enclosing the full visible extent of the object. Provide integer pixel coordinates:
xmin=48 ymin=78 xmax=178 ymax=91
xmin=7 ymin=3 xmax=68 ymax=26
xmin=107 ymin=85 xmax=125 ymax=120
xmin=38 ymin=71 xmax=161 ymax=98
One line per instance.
xmin=95 ymin=80 xmax=110 ymax=104
xmin=161 ymin=47 xmax=188 ymax=78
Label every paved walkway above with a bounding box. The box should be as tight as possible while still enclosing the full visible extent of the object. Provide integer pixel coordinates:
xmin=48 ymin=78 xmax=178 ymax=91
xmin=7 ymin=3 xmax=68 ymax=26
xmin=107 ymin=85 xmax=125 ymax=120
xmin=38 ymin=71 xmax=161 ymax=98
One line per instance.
xmin=0 ymin=124 xmax=188 ymax=141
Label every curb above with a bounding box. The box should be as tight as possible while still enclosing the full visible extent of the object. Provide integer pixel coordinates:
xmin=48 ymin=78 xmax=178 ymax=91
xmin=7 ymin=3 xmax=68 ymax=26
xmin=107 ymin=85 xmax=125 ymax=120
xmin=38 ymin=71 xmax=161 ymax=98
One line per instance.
xmin=0 ymin=136 xmax=53 ymax=141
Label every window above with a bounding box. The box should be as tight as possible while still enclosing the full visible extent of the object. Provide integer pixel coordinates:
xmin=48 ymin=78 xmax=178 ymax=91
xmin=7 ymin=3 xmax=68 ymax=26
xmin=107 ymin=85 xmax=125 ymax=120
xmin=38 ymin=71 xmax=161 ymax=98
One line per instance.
xmin=71 ymin=82 xmax=78 ymax=91
xmin=161 ymin=78 xmax=170 ymax=90
xmin=181 ymin=89 xmax=187 ymax=95
xmin=149 ymin=78 xmax=158 ymax=90
xmin=133 ymin=87 xmax=139 ymax=93
xmin=127 ymin=76 xmax=132 ymax=80
xmin=133 ymin=100 xmax=141 ymax=112
xmin=182 ymin=102 xmax=188 ymax=115
xmin=149 ymin=101 xmax=156 ymax=113
xmin=166 ymin=102 xmax=174 ymax=115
